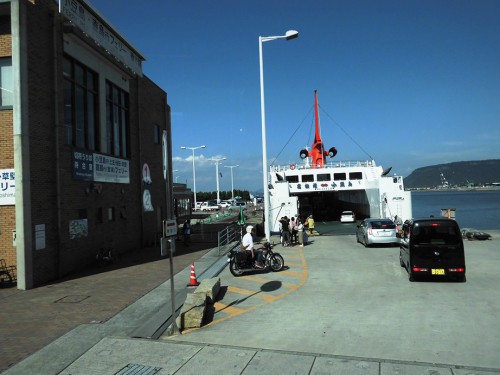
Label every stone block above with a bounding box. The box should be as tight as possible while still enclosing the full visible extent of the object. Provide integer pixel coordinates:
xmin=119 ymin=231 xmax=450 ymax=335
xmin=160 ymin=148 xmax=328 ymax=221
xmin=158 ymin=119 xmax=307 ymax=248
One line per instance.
xmin=177 ymin=293 xmax=207 ymax=330
xmin=193 ymin=276 xmax=221 ymax=303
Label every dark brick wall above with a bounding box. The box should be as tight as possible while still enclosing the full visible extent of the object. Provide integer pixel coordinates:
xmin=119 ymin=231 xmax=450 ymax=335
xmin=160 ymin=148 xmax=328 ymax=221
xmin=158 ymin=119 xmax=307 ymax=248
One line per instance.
xmin=0 ymin=12 xmax=15 ymax=268
xmin=0 ymin=0 xmax=171 ymax=287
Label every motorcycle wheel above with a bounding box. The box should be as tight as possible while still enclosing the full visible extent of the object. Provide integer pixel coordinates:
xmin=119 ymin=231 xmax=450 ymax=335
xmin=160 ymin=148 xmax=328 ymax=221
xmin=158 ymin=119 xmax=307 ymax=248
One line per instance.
xmin=269 ymin=254 xmax=284 ymax=272
xmin=229 ymin=260 xmax=244 ymax=277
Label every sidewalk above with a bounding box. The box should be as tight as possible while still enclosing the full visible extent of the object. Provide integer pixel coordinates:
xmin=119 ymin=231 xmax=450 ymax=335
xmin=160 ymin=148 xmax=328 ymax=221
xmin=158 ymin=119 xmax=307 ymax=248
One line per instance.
xmin=0 ymin=238 xmax=217 ymax=374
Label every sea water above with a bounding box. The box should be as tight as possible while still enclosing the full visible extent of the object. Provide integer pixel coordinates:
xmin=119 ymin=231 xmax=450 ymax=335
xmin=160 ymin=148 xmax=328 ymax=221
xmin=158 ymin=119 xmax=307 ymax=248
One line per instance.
xmin=411 ymin=190 xmax=500 ymax=230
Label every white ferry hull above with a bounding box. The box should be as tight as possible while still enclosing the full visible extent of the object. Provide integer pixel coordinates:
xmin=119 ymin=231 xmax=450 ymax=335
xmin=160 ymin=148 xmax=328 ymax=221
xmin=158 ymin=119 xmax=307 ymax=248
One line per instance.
xmin=268 ymin=160 xmax=412 ymax=233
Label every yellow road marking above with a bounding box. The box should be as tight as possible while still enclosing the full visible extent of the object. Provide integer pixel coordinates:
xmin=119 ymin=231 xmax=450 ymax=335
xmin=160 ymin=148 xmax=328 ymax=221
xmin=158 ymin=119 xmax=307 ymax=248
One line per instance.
xmin=213 ymin=301 xmax=247 ymax=315
xmin=173 ymin=246 xmax=309 ymax=334
xmin=241 ymin=275 xmax=278 ymax=283
xmin=284 ymin=261 xmax=306 ymax=268
xmin=280 ymin=270 xmax=306 ymax=277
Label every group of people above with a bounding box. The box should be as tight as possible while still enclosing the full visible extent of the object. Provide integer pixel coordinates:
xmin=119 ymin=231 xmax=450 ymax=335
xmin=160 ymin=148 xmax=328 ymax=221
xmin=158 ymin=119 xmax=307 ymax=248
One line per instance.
xmin=278 ymin=214 xmax=315 ymax=247
xmin=184 ymin=212 xmax=317 ymax=270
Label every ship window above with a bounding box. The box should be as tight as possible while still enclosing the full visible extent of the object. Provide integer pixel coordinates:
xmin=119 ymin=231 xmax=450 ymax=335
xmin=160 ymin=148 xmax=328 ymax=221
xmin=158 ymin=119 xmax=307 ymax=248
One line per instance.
xmin=302 ymin=174 xmax=314 ymax=182
xmin=317 ymin=173 xmax=331 ymax=181
xmin=349 ymin=172 xmax=362 ymax=180
xmin=334 ymin=173 xmax=346 ymax=180
xmin=286 ymin=175 xmax=299 ymax=183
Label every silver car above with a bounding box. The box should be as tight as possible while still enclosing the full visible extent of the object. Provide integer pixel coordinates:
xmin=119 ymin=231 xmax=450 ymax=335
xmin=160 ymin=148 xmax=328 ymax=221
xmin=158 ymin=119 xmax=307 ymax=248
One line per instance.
xmin=356 ymin=218 xmax=398 ymax=247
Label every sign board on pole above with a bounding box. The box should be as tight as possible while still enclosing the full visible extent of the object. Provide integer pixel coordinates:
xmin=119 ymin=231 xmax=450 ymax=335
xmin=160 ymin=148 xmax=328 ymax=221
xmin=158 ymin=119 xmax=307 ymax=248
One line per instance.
xmin=163 ymin=219 xmax=177 ymax=237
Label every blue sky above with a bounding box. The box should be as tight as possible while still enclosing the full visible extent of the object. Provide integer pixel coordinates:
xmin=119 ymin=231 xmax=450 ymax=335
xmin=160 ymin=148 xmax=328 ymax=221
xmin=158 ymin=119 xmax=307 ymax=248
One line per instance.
xmin=88 ymin=0 xmax=500 ymax=193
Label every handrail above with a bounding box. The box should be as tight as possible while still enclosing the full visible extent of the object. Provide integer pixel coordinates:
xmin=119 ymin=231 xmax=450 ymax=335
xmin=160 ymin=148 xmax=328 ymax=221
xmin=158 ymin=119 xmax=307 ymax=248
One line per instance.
xmin=271 ymin=160 xmax=377 ymax=172
xmin=217 ymin=224 xmax=241 ymax=256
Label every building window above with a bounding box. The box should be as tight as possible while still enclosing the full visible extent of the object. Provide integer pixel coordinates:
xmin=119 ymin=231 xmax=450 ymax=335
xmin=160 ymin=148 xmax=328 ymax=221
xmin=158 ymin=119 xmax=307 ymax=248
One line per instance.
xmin=107 ymin=207 xmax=115 ymax=222
xmin=0 ymin=57 xmax=13 ymax=108
xmin=63 ymin=56 xmax=98 ymax=150
xmin=105 ymin=81 xmax=129 ymax=158
xmin=153 ymin=124 xmax=160 ymax=144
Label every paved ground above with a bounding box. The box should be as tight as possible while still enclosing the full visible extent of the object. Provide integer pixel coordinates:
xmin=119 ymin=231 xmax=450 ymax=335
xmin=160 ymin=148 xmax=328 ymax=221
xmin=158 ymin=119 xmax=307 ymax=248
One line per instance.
xmin=0 ymin=238 xmax=215 ymax=373
xmin=2 ymin=224 xmax=500 ymax=375
xmin=168 ymin=230 xmax=500 ymax=371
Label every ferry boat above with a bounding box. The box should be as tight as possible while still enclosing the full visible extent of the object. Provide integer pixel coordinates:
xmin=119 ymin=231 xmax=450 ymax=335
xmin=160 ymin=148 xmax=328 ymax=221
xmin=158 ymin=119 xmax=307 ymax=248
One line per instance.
xmin=268 ymin=91 xmax=412 ymax=232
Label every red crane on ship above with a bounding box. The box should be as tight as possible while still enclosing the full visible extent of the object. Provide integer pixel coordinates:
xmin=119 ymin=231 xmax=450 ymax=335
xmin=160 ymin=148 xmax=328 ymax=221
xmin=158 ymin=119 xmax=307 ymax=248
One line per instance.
xmin=299 ymin=90 xmax=337 ymax=168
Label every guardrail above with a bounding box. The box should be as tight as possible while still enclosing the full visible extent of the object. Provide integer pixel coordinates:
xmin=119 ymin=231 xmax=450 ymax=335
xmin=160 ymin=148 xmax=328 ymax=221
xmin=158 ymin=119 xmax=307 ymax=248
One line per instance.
xmin=217 ymin=224 xmax=241 ymax=256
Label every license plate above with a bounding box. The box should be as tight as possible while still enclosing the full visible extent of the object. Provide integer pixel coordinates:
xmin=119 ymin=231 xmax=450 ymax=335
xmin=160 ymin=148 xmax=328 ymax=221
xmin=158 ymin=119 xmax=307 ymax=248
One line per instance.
xmin=431 ymin=269 xmax=445 ymax=275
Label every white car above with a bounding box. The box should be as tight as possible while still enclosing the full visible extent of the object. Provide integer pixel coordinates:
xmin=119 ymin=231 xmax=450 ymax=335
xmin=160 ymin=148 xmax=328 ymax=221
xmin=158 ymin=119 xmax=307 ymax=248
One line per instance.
xmin=218 ymin=201 xmax=231 ymax=208
xmin=200 ymin=202 xmax=219 ymax=211
xmin=340 ymin=210 xmax=356 ymax=223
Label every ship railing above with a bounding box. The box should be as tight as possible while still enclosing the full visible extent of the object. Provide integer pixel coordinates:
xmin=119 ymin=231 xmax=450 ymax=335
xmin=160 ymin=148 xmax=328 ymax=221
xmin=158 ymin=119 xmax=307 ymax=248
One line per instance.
xmin=271 ymin=160 xmax=377 ymax=172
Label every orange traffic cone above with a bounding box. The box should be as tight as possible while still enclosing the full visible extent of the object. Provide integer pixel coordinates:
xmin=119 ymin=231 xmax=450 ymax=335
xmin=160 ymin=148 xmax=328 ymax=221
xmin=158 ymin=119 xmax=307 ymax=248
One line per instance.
xmin=187 ymin=263 xmax=199 ymax=287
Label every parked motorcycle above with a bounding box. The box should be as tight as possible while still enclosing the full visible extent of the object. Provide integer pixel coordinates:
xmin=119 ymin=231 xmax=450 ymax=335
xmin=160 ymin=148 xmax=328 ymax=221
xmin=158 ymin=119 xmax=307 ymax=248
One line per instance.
xmin=227 ymin=242 xmax=284 ymax=276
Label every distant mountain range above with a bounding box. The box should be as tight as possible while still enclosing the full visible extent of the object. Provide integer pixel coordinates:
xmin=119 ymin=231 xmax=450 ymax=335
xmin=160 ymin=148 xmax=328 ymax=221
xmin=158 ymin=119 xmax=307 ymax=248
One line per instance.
xmin=404 ymin=159 xmax=500 ymax=189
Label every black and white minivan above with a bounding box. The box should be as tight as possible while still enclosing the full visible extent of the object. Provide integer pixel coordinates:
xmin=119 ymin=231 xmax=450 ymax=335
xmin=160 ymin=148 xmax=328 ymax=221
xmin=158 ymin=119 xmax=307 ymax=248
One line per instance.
xmin=399 ymin=218 xmax=466 ymax=282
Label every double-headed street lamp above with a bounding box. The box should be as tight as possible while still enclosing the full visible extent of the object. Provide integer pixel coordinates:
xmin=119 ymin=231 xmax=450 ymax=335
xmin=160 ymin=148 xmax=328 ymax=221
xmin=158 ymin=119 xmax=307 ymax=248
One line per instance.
xmin=211 ymin=157 xmax=227 ymax=203
xmin=180 ymin=145 xmax=206 ymax=210
xmin=224 ymin=165 xmax=239 ymax=200
xmin=259 ymin=30 xmax=299 ymax=240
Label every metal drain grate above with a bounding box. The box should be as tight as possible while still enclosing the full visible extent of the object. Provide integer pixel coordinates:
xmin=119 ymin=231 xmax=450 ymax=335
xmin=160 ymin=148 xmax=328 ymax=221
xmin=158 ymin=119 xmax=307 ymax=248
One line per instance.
xmin=115 ymin=363 xmax=161 ymax=375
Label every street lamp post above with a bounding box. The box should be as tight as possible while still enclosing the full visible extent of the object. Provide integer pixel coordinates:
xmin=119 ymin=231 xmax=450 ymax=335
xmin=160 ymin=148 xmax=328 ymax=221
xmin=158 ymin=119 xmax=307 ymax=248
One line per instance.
xmin=180 ymin=145 xmax=206 ymax=210
xmin=224 ymin=165 xmax=239 ymax=200
xmin=211 ymin=157 xmax=227 ymax=203
xmin=259 ymin=30 xmax=299 ymax=240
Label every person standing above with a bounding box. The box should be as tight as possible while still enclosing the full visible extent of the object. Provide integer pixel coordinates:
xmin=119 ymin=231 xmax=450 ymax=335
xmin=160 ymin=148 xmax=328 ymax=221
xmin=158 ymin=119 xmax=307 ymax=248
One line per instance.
xmin=290 ymin=217 xmax=298 ymax=244
xmin=278 ymin=217 xmax=284 ymax=246
xmin=280 ymin=216 xmax=291 ymax=246
xmin=183 ymin=219 xmax=191 ymax=246
xmin=297 ymin=219 xmax=304 ymax=247
xmin=307 ymin=215 xmax=315 ymax=235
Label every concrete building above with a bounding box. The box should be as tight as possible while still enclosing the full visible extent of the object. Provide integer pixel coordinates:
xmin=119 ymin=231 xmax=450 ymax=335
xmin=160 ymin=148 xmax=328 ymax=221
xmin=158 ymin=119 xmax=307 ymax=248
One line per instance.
xmin=0 ymin=0 xmax=174 ymax=289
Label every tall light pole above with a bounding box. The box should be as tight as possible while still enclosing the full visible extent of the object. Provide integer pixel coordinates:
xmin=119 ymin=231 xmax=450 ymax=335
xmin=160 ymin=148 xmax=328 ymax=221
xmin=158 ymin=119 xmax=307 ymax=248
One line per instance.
xmin=259 ymin=30 xmax=299 ymax=240
xmin=224 ymin=165 xmax=239 ymax=200
xmin=180 ymin=145 xmax=206 ymax=210
xmin=211 ymin=157 xmax=226 ymax=203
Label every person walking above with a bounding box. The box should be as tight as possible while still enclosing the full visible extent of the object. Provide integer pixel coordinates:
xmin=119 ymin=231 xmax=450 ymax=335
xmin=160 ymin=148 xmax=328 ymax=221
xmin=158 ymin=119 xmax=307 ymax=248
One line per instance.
xmin=307 ymin=215 xmax=315 ymax=235
xmin=183 ymin=219 xmax=191 ymax=246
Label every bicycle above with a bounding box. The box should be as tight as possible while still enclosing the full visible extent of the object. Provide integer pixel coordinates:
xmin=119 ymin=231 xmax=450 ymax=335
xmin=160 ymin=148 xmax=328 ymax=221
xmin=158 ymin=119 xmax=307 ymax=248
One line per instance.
xmin=96 ymin=244 xmax=114 ymax=267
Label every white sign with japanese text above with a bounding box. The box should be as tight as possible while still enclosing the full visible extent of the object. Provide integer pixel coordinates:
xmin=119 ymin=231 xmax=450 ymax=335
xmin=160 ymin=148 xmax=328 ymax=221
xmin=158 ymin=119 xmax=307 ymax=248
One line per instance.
xmin=59 ymin=0 xmax=143 ymax=76
xmin=94 ymin=154 xmax=130 ymax=183
xmin=0 ymin=169 xmax=15 ymax=206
